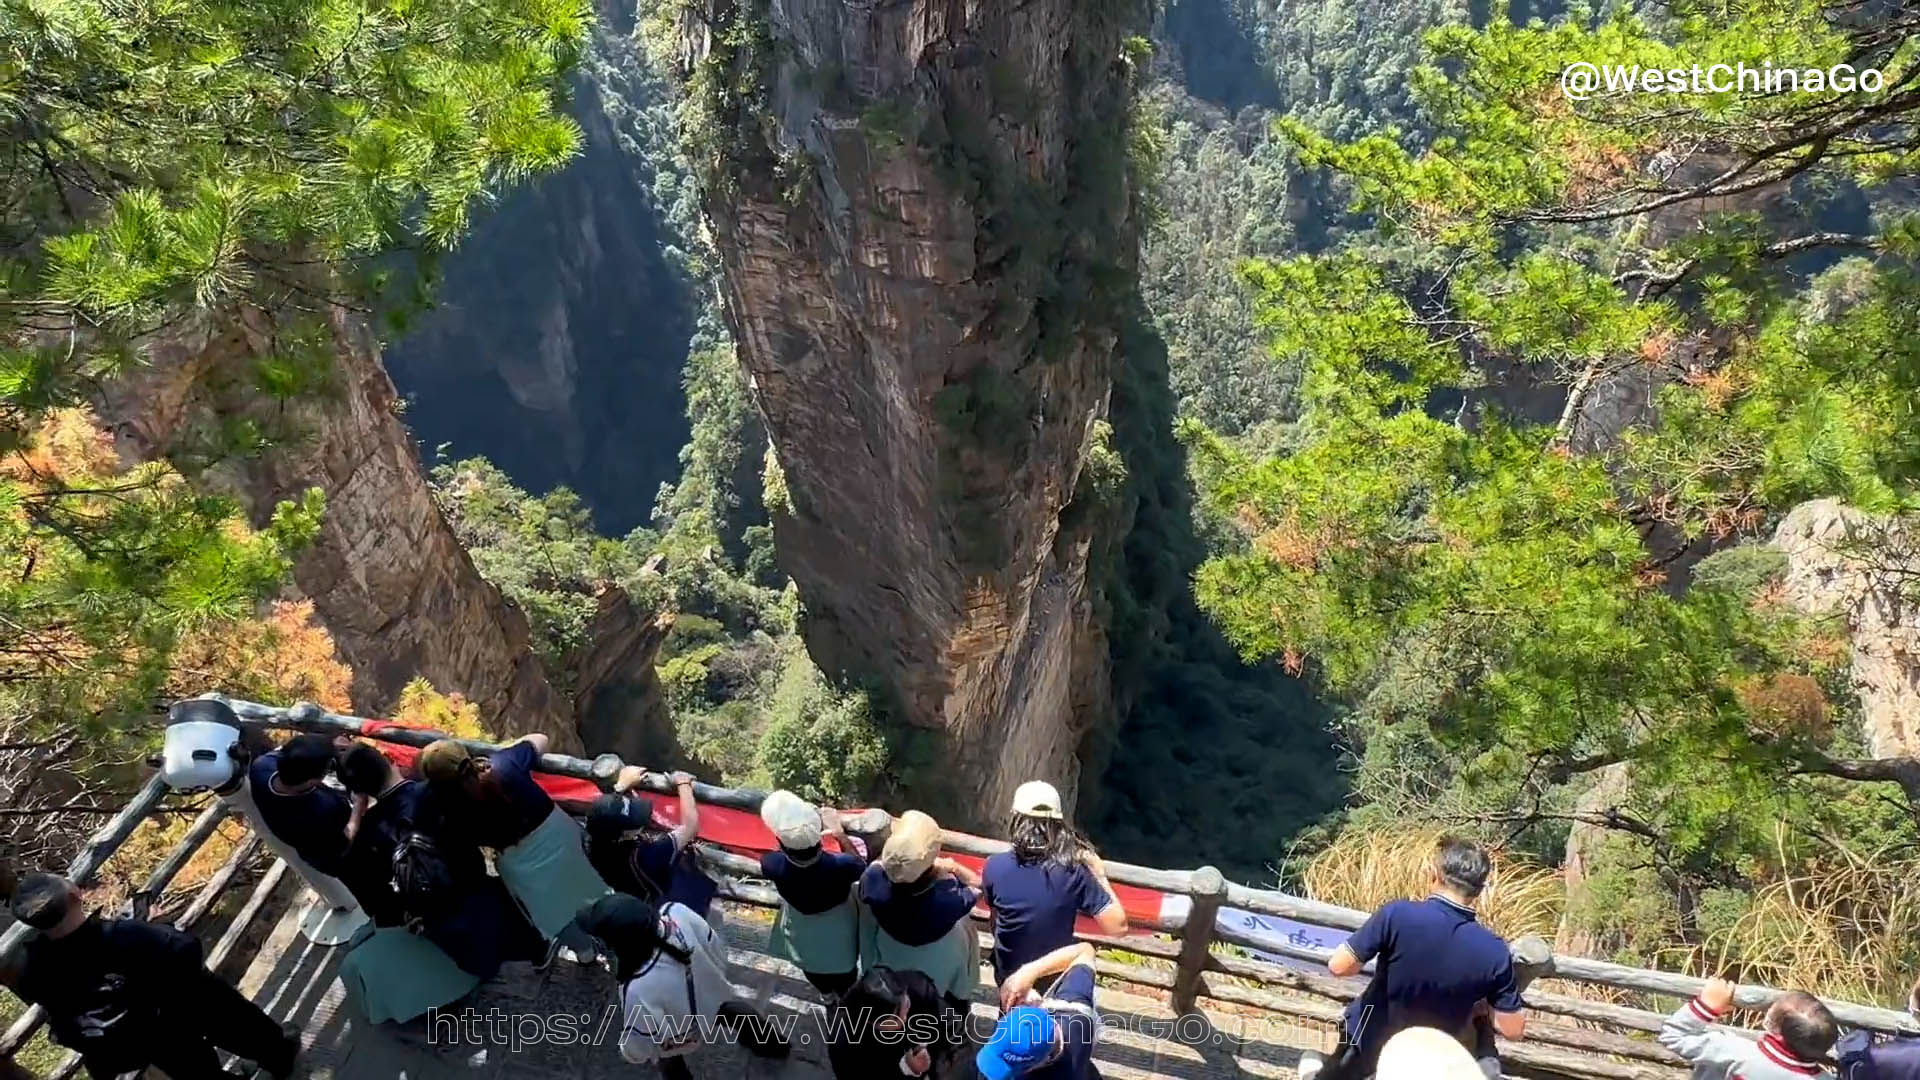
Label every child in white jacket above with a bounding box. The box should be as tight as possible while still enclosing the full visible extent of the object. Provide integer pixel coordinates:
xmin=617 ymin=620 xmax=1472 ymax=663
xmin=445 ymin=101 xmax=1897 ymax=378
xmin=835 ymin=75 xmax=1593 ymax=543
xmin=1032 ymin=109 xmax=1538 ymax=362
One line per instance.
xmin=1659 ymin=977 xmax=1837 ymax=1080
xmin=577 ymin=894 xmax=788 ymax=1078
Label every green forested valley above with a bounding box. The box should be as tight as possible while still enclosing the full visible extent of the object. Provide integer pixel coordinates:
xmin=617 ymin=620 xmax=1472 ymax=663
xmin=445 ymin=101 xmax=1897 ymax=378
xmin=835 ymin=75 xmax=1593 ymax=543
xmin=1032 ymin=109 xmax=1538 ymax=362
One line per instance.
xmin=6 ymin=0 xmax=1920 ymax=1018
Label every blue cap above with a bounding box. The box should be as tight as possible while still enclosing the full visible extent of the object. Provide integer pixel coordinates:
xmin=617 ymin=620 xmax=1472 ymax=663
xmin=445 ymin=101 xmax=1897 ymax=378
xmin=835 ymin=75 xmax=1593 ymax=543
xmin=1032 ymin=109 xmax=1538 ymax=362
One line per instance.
xmin=976 ymin=1006 xmax=1056 ymax=1080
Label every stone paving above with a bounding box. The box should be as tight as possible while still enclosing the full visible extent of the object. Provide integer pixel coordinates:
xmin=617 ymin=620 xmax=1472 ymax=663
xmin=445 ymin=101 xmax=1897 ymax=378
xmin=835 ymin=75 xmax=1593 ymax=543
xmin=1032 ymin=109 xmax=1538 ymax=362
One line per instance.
xmin=235 ymin=888 xmax=1323 ymax=1080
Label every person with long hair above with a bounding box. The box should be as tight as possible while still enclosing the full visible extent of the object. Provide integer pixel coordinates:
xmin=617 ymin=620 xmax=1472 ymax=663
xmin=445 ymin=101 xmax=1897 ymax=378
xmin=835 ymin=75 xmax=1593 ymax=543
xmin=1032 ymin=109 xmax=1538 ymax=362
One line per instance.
xmin=825 ymin=966 xmax=967 ymax=1080
xmin=416 ymin=736 xmax=610 ymax=953
xmin=757 ymin=789 xmax=865 ymax=997
xmin=332 ymin=743 xmax=546 ymax=1023
xmin=577 ymin=893 xmax=787 ymax=1079
xmin=982 ymin=781 xmax=1127 ymax=985
xmin=857 ymin=810 xmax=982 ymax=1001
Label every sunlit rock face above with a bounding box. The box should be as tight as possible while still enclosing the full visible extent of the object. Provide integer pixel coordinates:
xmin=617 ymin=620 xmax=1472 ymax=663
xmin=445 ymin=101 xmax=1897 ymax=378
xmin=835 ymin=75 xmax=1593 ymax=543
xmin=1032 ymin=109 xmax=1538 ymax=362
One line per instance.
xmin=682 ymin=0 xmax=1149 ymax=820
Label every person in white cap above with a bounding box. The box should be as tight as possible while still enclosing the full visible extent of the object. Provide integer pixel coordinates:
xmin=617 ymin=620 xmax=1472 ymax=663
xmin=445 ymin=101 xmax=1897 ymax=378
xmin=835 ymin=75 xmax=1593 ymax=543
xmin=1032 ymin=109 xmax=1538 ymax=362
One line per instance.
xmin=757 ymin=789 xmax=866 ymax=996
xmin=982 ymin=780 xmax=1127 ymax=984
xmin=1374 ymin=1026 xmax=1487 ymax=1080
xmin=156 ymin=699 xmax=366 ymax=945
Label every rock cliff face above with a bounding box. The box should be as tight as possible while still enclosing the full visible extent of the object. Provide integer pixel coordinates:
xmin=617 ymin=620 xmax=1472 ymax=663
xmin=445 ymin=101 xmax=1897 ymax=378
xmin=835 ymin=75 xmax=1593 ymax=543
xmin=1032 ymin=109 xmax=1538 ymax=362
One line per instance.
xmin=680 ymin=0 xmax=1149 ymax=819
xmin=570 ymin=582 xmax=679 ymax=766
xmin=1775 ymin=499 xmax=1920 ymax=758
xmin=98 ymin=306 xmax=580 ymax=751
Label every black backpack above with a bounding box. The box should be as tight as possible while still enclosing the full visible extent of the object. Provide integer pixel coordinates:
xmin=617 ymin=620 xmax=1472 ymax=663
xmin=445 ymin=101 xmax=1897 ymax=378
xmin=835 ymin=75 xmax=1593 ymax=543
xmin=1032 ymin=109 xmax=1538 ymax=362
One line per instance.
xmin=391 ymin=831 xmax=458 ymax=923
xmin=68 ymin=973 xmax=134 ymax=1044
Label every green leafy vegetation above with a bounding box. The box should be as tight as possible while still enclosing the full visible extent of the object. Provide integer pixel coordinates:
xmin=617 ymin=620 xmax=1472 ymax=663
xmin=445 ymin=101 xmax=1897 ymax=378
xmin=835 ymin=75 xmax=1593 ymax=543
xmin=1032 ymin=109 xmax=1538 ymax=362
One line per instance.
xmin=1182 ymin=0 xmax=1920 ymax=991
xmin=439 ymin=341 xmax=893 ymax=803
xmin=0 ymin=0 xmax=586 ymax=883
xmin=0 ymin=0 xmax=583 ymax=753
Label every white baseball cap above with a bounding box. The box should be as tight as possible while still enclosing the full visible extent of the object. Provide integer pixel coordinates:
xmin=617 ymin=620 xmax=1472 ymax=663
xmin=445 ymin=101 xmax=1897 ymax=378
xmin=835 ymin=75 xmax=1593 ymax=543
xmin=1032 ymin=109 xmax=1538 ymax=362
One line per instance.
xmin=1010 ymin=780 xmax=1064 ymax=820
xmin=1375 ymin=1026 xmax=1483 ymax=1080
xmin=759 ymin=789 xmax=823 ymax=849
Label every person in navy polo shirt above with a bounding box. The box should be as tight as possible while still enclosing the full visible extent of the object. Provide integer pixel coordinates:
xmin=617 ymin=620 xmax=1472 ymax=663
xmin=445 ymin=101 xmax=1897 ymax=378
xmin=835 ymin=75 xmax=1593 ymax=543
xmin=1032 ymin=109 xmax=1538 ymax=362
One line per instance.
xmin=983 ymin=780 xmax=1128 ymax=984
xmin=977 ymin=941 xmax=1102 ymax=1080
xmin=247 ymin=733 xmax=352 ymax=876
xmin=758 ymin=789 xmax=866 ymax=996
xmin=1300 ymin=836 xmax=1526 ymax=1080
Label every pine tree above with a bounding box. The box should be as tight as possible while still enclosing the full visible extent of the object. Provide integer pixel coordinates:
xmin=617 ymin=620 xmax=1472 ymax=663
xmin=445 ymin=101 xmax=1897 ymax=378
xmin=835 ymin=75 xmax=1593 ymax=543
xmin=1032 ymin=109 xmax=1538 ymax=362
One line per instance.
xmin=1191 ymin=1 xmax=1920 ymax=876
xmin=0 ymin=0 xmax=588 ymax=744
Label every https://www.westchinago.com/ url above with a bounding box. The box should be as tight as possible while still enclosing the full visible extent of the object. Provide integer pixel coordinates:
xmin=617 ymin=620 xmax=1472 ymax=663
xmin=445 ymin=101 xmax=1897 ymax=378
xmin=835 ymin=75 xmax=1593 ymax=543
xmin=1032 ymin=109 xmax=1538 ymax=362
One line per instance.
xmin=423 ymin=1005 xmax=1356 ymax=1054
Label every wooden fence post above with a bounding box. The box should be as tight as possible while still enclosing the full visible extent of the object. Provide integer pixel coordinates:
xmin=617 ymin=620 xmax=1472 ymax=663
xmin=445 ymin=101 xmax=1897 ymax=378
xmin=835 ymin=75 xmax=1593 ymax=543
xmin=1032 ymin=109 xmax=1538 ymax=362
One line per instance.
xmin=1172 ymin=866 xmax=1227 ymax=1015
xmin=1512 ymin=934 xmax=1555 ymax=995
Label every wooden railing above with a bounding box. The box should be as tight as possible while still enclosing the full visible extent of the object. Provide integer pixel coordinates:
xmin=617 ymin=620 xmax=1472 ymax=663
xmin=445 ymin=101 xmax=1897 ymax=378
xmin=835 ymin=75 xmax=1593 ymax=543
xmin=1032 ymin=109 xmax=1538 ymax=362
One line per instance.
xmin=0 ymin=692 xmax=1911 ymax=1080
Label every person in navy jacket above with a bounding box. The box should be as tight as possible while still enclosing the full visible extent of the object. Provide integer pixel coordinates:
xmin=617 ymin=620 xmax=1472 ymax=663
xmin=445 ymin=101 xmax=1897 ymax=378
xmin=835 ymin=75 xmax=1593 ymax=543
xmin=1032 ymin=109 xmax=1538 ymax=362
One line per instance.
xmin=1838 ymin=977 xmax=1920 ymax=1080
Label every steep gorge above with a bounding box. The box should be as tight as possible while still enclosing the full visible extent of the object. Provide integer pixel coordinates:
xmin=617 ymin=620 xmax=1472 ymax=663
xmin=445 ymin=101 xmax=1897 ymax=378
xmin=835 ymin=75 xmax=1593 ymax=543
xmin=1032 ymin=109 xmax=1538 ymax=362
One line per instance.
xmin=382 ymin=14 xmax=703 ymax=533
xmin=673 ymin=0 xmax=1152 ymax=821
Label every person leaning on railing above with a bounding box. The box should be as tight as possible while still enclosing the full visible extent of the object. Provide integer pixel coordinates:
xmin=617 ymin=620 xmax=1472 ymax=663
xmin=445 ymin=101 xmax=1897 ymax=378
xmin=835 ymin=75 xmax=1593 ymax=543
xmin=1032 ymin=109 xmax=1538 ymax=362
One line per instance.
xmin=757 ymin=789 xmax=866 ymax=997
xmin=585 ymin=766 xmax=722 ymax=927
xmin=982 ymin=781 xmax=1127 ymax=986
xmin=1300 ymin=836 xmax=1525 ymax=1080
xmin=416 ymin=735 xmax=611 ymax=960
xmin=333 ymin=743 xmax=549 ymax=1023
xmin=1837 ymin=975 xmax=1920 ymax=1079
xmin=1661 ymin=976 xmax=1837 ymax=1080
xmin=858 ymin=810 xmax=983 ymax=1002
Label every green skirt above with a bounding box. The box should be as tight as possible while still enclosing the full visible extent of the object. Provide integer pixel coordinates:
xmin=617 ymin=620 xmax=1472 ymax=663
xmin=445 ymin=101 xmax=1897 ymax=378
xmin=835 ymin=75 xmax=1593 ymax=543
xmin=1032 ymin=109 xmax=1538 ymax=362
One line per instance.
xmin=496 ymin=807 xmax=612 ymax=939
xmin=770 ymin=897 xmax=859 ymax=976
xmin=339 ymin=925 xmax=482 ymax=1024
xmin=859 ymin=910 xmax=979 ymax=1000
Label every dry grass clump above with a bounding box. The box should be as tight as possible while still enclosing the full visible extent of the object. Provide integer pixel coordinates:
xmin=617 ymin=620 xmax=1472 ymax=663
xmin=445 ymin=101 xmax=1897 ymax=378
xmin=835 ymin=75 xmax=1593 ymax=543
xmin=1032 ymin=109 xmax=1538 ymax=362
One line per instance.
xmin=1297 ymin=823 xmax=1564 ymax=941
xmin=1298 ymin=820 xmax=1920 ymax=1015
xmin=1672 ymin=834 xmax=1920 ymax=1007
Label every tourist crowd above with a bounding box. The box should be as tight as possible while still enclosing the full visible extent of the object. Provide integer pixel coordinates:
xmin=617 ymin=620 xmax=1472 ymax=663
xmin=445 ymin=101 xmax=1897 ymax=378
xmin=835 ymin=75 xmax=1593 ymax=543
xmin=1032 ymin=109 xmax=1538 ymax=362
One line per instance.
xmin=5 ymin=699 xmax=1916 ymax=1080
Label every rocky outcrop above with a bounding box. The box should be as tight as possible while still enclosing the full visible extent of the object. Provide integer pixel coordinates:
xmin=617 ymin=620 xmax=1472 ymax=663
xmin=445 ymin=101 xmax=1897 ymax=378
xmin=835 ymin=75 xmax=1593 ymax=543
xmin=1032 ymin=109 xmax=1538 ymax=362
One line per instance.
xmin=1774 ymin=499 xmax=1920 ymax=758
xmin=98 ymin=305 xmax=579 ymax=751
xmin=679 ymin=0 xmax=1149 ymax=820
xmin=1555 ymin=763 xmax=1633 ymax=958
xmin=571 ymin=583 xmax=680 ymax=766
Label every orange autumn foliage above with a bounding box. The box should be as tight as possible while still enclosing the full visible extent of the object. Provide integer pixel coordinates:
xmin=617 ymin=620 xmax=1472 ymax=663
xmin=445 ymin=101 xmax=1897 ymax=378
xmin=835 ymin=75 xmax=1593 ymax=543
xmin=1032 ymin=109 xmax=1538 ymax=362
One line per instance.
xmin=170 ymin=599 xmax=354 ymax=710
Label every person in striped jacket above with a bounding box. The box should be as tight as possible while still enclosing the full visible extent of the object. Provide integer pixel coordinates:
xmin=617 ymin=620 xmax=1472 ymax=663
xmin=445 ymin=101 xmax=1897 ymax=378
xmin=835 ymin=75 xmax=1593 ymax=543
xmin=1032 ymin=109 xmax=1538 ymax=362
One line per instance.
xmin=1659 ymin=977 xmax=1837 ymax=1079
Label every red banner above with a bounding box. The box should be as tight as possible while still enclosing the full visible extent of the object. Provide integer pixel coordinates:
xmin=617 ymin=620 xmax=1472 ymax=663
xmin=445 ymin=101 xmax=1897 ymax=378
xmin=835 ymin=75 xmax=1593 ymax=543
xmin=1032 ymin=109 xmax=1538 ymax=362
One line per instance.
xmin=362 ymin=722 xmax=1168 ymax=935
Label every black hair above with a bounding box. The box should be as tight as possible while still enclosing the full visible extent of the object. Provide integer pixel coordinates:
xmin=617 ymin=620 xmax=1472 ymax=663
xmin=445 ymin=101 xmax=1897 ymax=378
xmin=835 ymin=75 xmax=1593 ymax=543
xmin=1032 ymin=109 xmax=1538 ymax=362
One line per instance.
xmin=11 ymin=873 xmax=75 ymax=930
xmin=337 ymin=743 xmax=394 ymax=796
xmin=842 ymin=967 xmax=911 ymax=1015
xmin=578 ymin=894 xmax=689 ymax=982
xmin=780 ymin=843 xmax=823 ymax=863
xmin=586 ymin=793 xmax=650 ymax=843
xmin=276 ymin=734 xmax=338 ymax=786
xmin=1006 ymin=812 xmax=1086 ymax=868
xmin=1769 ymin=991 xmax=1838 ymax=1062
xmin=1433 ymin=836 xmax=1492 ymax=900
